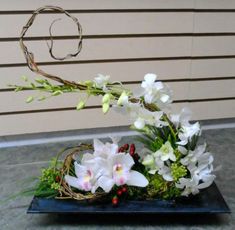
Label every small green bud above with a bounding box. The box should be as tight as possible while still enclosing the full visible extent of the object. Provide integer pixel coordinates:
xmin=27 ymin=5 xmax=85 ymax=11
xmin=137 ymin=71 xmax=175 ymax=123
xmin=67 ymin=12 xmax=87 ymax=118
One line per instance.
xmin=35 ymin=78 xmax=45 ymax=84
xmin=102 ymin=103 xmax=110 ymax=114
xmin=52 ymin=90 xmax=63 ymax=96
xmin=76 ymin=101 xmax=85 ymax=110
xmin=142 ymin=155 xmax=154 ymax=166
xmin=15 ymin=86 xmax=23 ymax=92
xmin=43 ymin=83 xmax=52 ymax=90
xmin=117 ymin=91 xmax=128 ymax=106
xmin=102 ymin=94 xmax=110 ymax=104
xmin=38 ymin=96 xmax=46 ymax=101
xmin=26 ymin=96 xmax=34 ymax=103
xmin=84 ymin=80 xmax=93 ymax=87
xmin=21 ymin=75 xmax=28 ymax=82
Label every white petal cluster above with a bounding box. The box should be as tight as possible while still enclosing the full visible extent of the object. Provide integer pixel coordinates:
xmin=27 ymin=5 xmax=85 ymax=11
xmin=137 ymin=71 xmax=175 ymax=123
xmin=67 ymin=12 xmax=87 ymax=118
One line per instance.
xmin=65 ymin=139 xmax=148 ymax=193
xmin=141 ymin=141 xmax=176 ymax=181
xmin=170 ymin=108 xmax=201 ymax=146
xmin=138 ymin=73 xmax=172 ymax=109
xmin=176 ymin=144 xmax=215 ymax=196
xmin=93 ymin=74 xmax=110 ymax=90
xmin=114 ymin=75 xmax=172 ymax=130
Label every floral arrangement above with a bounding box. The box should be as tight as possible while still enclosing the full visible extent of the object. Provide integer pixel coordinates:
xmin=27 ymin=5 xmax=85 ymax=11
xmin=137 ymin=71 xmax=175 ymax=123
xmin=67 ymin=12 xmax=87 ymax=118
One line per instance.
xmin=14 ymin=73 xmax=215 ymax=205
xmin=12 ymin=6 xmax=215 ymax=206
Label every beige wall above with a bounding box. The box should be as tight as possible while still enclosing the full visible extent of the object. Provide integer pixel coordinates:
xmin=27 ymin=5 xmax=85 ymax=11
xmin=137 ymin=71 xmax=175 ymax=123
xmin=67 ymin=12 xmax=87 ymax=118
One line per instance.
xmin=0 ymin=0 xmax=235 ymax=136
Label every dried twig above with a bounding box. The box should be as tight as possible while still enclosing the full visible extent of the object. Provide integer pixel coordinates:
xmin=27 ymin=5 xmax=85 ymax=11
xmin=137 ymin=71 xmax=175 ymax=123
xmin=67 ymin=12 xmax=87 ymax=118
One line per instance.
xmin=19 ymin=5 xmax=85 ymax=89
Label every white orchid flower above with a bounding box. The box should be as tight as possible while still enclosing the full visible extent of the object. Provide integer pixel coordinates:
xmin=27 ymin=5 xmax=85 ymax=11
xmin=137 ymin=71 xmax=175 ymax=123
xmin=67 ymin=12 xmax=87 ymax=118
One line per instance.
xmin=136 ymin=73 xmax=172 ymax=109
xmin=65 ymin=162 xmax=95 ymax=192
xmin=158 ymin=165 xmax=173 ymax=181
xmin=141 ymin=74 xmax=164 ymax=103
xmin=113 ymin=101 xmax=140 ymax=117
xmin=170 ymin=107 xmax=192 ymax=128
xmin=93 ymin=153 xmax=148 ymax=193
xmin=142 ymin=154 xmax=158 ymax=174
xmin=177 ymin=122 xmax=201 ymax=146
xmin=176 ymin=174 xmax=215 ymax=197
xmin=78 ymin=139 xmax=148 ymax=193
xmin=154 ymin=141 xmax=176 ymax=162
xmin=134 ymin=108 xmax=166 ymax=130
xmin=93 ymin=138 xmax=119 ymax=158
xmin=176 ymin=176 xmax=201 ymax=196
xmin=93 ymin=74 xmax=110 ymax=90
xmin=180 ymin=144 xmax=208 ymax=168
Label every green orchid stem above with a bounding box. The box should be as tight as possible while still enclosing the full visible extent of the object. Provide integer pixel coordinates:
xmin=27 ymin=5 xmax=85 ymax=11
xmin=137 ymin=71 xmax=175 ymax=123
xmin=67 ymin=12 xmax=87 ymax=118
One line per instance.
xmin=143 ymin=102 xmax=177 ymax=142
xmin=162 ymin=115 xmax=177 ymax=141
xmin=14 ymin=78 xmax=177 ymax=140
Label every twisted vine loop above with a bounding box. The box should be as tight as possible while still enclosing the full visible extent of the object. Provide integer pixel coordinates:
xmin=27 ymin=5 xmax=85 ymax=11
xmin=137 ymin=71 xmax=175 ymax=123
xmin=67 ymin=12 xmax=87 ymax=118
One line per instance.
xmin=19 ymin=5 xmax=84 ymax=88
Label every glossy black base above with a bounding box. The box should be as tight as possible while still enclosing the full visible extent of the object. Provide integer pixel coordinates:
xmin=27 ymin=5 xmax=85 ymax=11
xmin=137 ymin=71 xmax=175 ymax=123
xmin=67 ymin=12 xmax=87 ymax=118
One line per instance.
xmin=27 ymin=183 xmax=230 ymax=214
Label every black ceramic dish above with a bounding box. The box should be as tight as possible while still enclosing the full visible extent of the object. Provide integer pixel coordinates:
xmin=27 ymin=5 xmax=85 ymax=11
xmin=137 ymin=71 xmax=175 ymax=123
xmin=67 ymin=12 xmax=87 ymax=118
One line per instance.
xmin=27 ymin=183 xmax=230 ymax=214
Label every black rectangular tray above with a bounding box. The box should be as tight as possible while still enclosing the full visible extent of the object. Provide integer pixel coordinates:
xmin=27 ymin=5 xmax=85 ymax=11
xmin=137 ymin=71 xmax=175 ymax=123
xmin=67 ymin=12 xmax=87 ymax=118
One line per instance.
xmin=27 ymin=183 xmax=230 ymax=214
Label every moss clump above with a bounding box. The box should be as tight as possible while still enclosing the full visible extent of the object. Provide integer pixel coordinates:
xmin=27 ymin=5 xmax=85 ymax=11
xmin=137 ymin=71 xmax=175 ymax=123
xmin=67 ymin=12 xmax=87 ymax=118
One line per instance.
xmin=171 ymin=163 xmax=187 ymax=181
xmin=146 ymin=174 xmax=181 ymax=200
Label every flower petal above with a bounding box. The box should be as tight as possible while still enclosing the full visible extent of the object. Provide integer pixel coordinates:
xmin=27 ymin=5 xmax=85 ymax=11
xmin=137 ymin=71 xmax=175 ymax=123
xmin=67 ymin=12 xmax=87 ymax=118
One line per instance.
xmin=98 ymin=176 xmax=115 ymax=193
xmin=64 ymin=175 xmax=80 ymax=189
xmin=93 ymin=139 xmax=104 ymax=153
xmin=134 ymin=117 xmax=145 ymax=129
xmin=144 ymin=73 xmax=157 ymax=83
xmin=113 ymin=153 xmax=134 ymax=169
xmin=74 ymin=162 xmax=87 ymax=178
xmin=127 ymin=170 xmax=149 ymax=187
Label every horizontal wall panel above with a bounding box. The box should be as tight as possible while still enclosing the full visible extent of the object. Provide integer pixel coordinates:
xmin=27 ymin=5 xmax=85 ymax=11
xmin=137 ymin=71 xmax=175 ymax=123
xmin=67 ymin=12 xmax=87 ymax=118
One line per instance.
xmin=192 ymin=36 xmax=235 ymax=56
xmin=0 ymin=103 xmax=188 ymax=136
xmin=1 ymin=1 xmax=194 ymax=11
xmin=191 ymin=59 xmax=235 ymax=78
xmin=0 ymin=13 xmax=193 ymax=38
xmin=0 ymin=82 xmax=189 ymax=113
xmin=190 ymin=100 xmax=235 ymax=120
xmin=194 ymin=13 xmax=235 ymax=33
xmin=195 ymin=0 xmax=235 ymax=9
xmin=0 ymin=60 xmax=191 ymax=88
xmin=189 ymin=80 xmax=235 ymax=99
xmin=0 ymin=37 xmax=192 ymax=65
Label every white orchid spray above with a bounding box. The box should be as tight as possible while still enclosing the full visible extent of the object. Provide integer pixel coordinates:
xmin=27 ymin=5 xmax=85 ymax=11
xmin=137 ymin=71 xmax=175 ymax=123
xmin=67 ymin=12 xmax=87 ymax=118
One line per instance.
xmin=15 ymin=72 xmax=216 ymax=200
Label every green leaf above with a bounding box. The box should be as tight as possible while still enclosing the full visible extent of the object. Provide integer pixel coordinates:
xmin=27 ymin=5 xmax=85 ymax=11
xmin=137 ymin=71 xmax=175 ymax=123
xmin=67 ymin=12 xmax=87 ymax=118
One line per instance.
xmin=26 ymin=96 xmax=34 ymax=103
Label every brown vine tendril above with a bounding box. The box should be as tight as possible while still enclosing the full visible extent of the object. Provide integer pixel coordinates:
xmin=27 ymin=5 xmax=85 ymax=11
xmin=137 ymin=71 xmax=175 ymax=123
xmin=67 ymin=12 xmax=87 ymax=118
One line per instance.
xmin=19 ymin=5 xmax=86 ymax=89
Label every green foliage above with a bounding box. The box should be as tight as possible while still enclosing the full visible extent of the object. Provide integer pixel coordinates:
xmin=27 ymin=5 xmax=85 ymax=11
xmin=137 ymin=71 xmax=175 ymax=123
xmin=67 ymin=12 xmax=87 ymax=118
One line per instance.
xmin=35 ymin=158 xmax=62 ymax=198
xmin=146 ymin=174 xmax=181 ymax=199
xmin=171 ymin=163 xmax=187 ymax=182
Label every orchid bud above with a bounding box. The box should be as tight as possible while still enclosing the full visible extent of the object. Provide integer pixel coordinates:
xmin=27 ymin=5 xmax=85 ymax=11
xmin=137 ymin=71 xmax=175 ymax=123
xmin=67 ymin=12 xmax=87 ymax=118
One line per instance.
xmin=102 ymin=94 xmax=111 ymax=104
xmin=76 ymin=101 xmax=85 ymax=110
xmin=26 ymin=96 xmax=34 ymax=103
xmin=102 ymin=102 xmax=110 ymax=114
xmin=84 ymin=80 xmax=93 ymax=87
xmin=117 ymin=91 xmax=128 ymax=106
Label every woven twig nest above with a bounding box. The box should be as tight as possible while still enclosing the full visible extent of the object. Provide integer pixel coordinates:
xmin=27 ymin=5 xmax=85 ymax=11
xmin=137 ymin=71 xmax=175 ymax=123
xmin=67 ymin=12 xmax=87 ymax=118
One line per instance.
xmin=56 ymin=144 xmax=106 ymax=201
